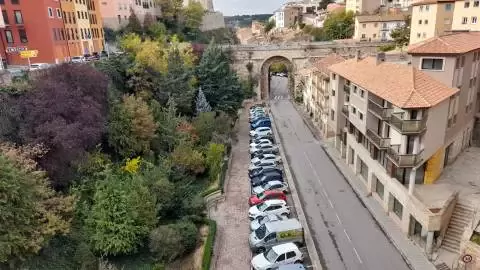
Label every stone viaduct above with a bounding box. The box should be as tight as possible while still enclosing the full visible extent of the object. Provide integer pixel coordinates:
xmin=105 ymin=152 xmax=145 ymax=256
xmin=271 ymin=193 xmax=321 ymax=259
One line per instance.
xmin=225 ymin=41 xmax=389 ymax=99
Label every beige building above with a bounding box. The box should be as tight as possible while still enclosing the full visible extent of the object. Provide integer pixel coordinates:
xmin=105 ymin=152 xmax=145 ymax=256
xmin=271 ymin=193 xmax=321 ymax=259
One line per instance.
xmin=346 ymin=0 xmax=381 ymax=14
xmin=354 ymin=13 xmax=408 ymax=41
xmin=100 ymin=0 xmax=161 ymax=30
xmin=409 ymin=0 xmax=455 ymax=44
xmin=451 ymin=0 xmax=480 ymax=31
xmin=274 ymin=6 xmax=302 ymax=28
xmin=302 ymin=55 xmax=346 ymax=138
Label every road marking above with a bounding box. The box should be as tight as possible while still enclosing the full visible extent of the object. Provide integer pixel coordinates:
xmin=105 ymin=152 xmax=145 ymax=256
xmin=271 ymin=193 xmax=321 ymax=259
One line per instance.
xmin=327 ymin=199 xmax=334 ymax=208
xmin=353 ymin=247 xmax=363 ymax=264
xmin=321 ymin=189 xmax=328 ymax=198
xmin=335 ymin=213 xmax=342 ymax=225
xmin=344 ymin=229 xmax=352 ymax=242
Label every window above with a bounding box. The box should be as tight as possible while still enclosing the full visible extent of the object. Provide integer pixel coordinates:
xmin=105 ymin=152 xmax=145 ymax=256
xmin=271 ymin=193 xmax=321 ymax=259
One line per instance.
xmin=462 ymin=17 xmax=468 ymax=24
xmin=18 ymin=29 xmax=27 ymax=43
xmin=352 ymin=106 xmax=357 ymax=114
xmin=362 ymin=23 xmax=366 ymax=28
xmin=465 ymin=1 xmax=470 ymax=7
xmin=60 ymin=29 xmax=65 ymax=40
xmin=81 ymin=28 xmax=84 ymax=39
xmin=419 ymin=5 xmax=424 ymax=11
xmin=11 ymin=0 xmax=19 ymax=4
xmin=421 ymin=58 xmax=444 ymax=70
xmin=473 ymin=16 xmax=478 ymax=24
xmin=360 ymin=89 xmax=365 ymax=98
xmin=48 ymin=7 xmax=53 ymax=18
xmin=361 ymin=34 xmax=365 ymax=38
xmin=331 ymin=109 xmax=335 ymax=121
xmin=14 ymin=10 xmax=22 ymax=24
xmin=425 ymin=4 xmax=429 ymax=10
xmin=359 ymin=158 xmax=368 ymax=181
xmin=375 ymin=178 xmax=384 ymax=199
xmin=2 ymin=10 xmax=9 ymax=24
xmin=417 ymin=33 xmax=421 ymax=38
xmin=56 ymin=8 xmax=61 ymax=18
xmin=286 ymin=251 xmax=296 ymax=259
xmin=445 ymin=3 xmax=452 ymax=10
xmin=418 ymin=20 xmax=422 ymax=25
xmin=424 ymin=19 xmax=428 ymax=24
xmin=77 ymin=11 xmax=80 ymax=18
xmin=333 ymin=73 xmax=336 ymax=80
xmin=373 ymin=34 xmax=377 ymax=38
xmin=392 ymin=197 xmax=403 ymax=219
xmin=332 ymin=89 xmax=335 ymax=96
xmin=353 ymin=86 xmax=357 ymax=94
xmin=117 ymin=14 xmax=121 ymax=23
xmin=5 ymin=30 xmax=13 ymax=43
xmin=474 ymin=1 xmax=479 ymax=7
xmin=422 ymin=32 xmax=426 ymax=38
xmin=359 ymin=112 xmax=364 ymax=120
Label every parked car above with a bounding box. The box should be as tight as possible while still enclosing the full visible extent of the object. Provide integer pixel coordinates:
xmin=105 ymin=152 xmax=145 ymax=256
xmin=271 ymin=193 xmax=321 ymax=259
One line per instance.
xmin=71 ymin=56 xmax=85 ymax=63
xmin=251 ymin=173 xmax=284 ymax=188
xmin=251 ymin=242 xmax=303 ymax=270
xmin=250 ymin=127 xmax=272 ymax=137
xmin=252 ymin=180 xmax=289 ymax=195
xmin=248 ymin=199 xmax=290 ymax=220
xmin=251 ymin=148 xmax=280 ymax=159
xmin=250 ymin=108 xmax=265 ymax=115
xmin=277 ymin=264 xmax=306 ymax=270
xmin=29 ymin=63 xmax=50 ymax=71
xmin=250 ymin=133 xmax=274 ymax=143
xmin=249 ymin=219 xmax=304 ymax=253
xmin=249 ymin=190 xmax=287 ymax=206
xmin=91 ymin=52 xmax=101 ymax=60
xmin=250 ymin=144 xmax=278 ymax=155
xmin=250 ymin=140 xmax=273 ymax=149
xmin=249 ymin=166 xmax=282 ymax=179
xmin=249 ymin=159 xmax=277 ymax=172
xmin=250 ymin=214 xmax=285 ymax=231
xmin=251 ymin=118 xmax=272 ymax=130
xmin=251 ymin=154 xmax=281 ymax=165
xmin=251 ymin=137 xmax=274 ymax=145
xmin=250 ymin=115 xmax=269 ymax=124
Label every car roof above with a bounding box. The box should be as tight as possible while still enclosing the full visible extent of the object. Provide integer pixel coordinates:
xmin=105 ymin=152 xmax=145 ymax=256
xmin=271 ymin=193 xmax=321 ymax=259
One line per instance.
xmin=266 ymin=180 xmax=283 ymax=186
xmin=265 ymin=219 xmax=302 ymax=232
xmin=263 ymin=190 xmax=284 ymax=195
xmin=277 ymin=264 xmax=306 ymax=270
xmin=263 ymin=199 xmax=286 ymax=206
xmin=271 ymin=242 xmax=300 ymax=253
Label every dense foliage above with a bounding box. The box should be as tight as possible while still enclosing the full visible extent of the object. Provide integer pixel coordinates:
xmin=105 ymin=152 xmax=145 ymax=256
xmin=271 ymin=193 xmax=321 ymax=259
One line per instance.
xmin=321 ymin=11 xmax=355 ymax=40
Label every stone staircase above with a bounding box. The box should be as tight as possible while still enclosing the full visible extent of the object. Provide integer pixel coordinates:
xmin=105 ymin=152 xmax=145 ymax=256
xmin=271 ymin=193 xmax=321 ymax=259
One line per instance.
xmin=441 ymin=201 xmax=474 ymax=253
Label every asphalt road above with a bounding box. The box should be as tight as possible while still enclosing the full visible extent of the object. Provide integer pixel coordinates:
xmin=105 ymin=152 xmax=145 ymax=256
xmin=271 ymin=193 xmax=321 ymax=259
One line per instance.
xmin=269 ymin=76 xmax=410 ymax=270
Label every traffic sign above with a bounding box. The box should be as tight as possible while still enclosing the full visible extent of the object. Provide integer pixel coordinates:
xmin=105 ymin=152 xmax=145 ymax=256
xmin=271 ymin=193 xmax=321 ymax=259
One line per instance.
xmin=20 ymin=50 xmax=38 ymax=58
xmin=462 ymin=254 xmax=473 ymax=263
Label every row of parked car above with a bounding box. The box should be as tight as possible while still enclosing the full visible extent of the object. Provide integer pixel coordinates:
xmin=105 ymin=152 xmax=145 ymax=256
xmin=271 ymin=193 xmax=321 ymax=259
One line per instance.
xmin=247 ymin=105 xmax=307 ymax=270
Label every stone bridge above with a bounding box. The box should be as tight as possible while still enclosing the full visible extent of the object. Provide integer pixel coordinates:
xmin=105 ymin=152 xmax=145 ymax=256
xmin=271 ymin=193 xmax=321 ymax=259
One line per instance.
xmin=225 ymin=41 xmax=390 ymax=99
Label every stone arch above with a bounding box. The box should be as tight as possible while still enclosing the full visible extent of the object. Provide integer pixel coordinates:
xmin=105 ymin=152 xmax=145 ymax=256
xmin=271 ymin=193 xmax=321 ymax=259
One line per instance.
xmin=259 ymin=56 xmax=294 ymax=100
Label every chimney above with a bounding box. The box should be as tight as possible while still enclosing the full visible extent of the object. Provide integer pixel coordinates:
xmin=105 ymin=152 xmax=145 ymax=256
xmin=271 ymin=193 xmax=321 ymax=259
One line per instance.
xmin=376 ymin=52 xmax=386 ymax=65
xmin=355 ymin=50 xmax=361 ymax=61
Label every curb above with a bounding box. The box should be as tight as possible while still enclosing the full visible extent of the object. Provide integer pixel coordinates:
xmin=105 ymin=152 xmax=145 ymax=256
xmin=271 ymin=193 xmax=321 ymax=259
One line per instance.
xmin=268 ymin=103 xmax=323 ymax=270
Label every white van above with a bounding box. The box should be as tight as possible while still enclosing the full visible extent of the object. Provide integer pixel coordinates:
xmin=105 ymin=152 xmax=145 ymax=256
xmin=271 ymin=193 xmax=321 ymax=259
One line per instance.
xmin=249 ymin=218 xmax=304 ymax=253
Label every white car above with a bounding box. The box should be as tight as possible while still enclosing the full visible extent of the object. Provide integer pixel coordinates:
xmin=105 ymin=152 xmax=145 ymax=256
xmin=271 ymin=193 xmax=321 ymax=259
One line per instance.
xmin=248 ymin=199 xmax=290 ymax=220
xmin=29 ymin=63 xmax=50 ymax=71
xmin=252 ymin=180 xmax=289 ymax=195
xmin=251 ymin=154 xmax=281 ymax=165
xmin=249 ymin=159 xmax=277 ymax=172
xmin=71 ymin=56 xmax=85 ymax=63
xmin=250 ymin=144 xmax=278 ymax=155
xmin=250 ymin=127 xmax=272 ymax=137
xmin=251 ymin=242 xmax=303 ymax=270
xmin=250 ymin=140 xmax=273 ymax=148
xmin=250 ymin=214 xmax=285 ymax=231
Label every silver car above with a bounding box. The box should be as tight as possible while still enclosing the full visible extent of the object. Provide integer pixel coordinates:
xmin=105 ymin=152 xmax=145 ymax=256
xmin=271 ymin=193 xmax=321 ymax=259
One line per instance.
xmin=250 ymin=214 xmax=285 ymax=231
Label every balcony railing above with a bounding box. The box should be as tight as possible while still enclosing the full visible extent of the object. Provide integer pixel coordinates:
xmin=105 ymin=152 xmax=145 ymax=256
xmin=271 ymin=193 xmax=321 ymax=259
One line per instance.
xmin=341 ymin=105 xmax=349 ymax=117
xmin=366 ymin=129 xmax=391 ymax=149
xmin=343 ymin=85 xmax=350 ymax=94
xmin=389 ymin=113 xmax=427 ymax=134
xmin=386 ymin=144 xmax=423 ymax=167
xmin=368 ymin=100 xmax=392 ymax=119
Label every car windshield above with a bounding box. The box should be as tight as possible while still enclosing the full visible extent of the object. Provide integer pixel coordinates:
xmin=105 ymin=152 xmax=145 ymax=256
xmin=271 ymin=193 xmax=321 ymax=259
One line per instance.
xmin=265 ymin=248 xmax=279 ymax=262
xmin=255 ymin=224 xmax=267 ymax=239
xmin=72 ymin=56 xmax=81 ymax=59
xmin=30 ymin=64 xmax=40 ymax=68
xmin=257 ymin=203 xmax=268 ymax=211
xmin=257 ymin=192 xmax=264 ymax=199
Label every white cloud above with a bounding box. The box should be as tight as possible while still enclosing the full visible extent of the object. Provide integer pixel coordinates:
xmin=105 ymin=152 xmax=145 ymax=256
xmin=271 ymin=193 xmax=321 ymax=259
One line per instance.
xmin=213 ymin=0 xmax=285 ymax=16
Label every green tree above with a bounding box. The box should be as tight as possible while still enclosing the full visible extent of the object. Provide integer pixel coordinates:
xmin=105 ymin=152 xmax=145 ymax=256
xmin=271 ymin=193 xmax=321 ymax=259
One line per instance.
xmin=125 ymin=9 xmax=143 ymax=35
xmin=323 ymin=11 xmax=355 ymax=40
xmin=269 ymin=62 xmax=287 ymax=73
xmin=205 ymin=143 xmax=225 ymax=181
xmin=192 ymin=112 xmax=216 ymax=145
xmin=149 ymin=221 xmax=198 ymax=262
xmin=171 ymin=142 xmax=205 ymax=174
xmin=264 ymin=19 xmax=275 ymax=33
xmin=87 ymin=168 xmax=156 ymax=256
xmin=150 ymin=99 xmax=182 ymax=154
xmin=108 ymin=95 xmax=157 ymax=158
xmin=0 ymin=150 xmax=74 ymax=266
xmin=157 ymin=0 xmax=184 ymax=25
xmin=195 ymin=41 xmax=244 ymax=115
xmin=183 ymin=1 xmax=205 ymax=29
xmin=390 ymin=15 xmax=411 ymax=49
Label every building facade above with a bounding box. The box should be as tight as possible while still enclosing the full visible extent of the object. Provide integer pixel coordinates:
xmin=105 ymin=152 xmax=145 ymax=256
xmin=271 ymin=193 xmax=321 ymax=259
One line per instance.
xmin=346 ymin=0 xmax=381 ymax=14
xmin=451 ymin=0 xmax=480 ymax=32
xmin=409 ymin=0 xmax=455 ymax=45
xmin=274 ymin=6 xmax=302 ymax=29
xmin=100 ymin=0 xmax=161 ymax=30
xmin=354 ymin=13 xmax=408 ymax=41
xmin=0 ymin=0 xmax=70 ymax=65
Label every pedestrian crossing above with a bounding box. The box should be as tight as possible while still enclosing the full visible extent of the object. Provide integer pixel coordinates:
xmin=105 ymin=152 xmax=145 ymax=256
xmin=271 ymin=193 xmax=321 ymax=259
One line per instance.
xmin=271 ymin=95 xmax=290 ymax=100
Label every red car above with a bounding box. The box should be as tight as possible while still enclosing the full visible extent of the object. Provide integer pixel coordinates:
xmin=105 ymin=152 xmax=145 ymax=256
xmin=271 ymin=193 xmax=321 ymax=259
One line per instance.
xmin=249 ymin=190 xmax=287 ymax=206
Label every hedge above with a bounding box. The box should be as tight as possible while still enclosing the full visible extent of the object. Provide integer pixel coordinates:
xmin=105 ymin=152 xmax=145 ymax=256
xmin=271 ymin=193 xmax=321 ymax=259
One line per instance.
xmin=201 ymin=219 xmax=217 ymax=270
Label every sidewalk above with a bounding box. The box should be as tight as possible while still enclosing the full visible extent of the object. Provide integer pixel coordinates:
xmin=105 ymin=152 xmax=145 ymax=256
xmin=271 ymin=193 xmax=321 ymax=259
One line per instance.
xmin=294 ymin=102 xmax=437 ymax=270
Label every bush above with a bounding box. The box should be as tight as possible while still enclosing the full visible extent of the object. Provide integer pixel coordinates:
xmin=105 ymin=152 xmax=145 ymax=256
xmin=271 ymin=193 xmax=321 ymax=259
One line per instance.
xmin=201 ymin=220 xmax=217 ymax=270
xmin=378 ymin=44 xmax=396 ymax=52
xmin=295 ymin=95 xmax=303 ymax=103
xmin=149 ymin=221 xmax=199 ymax=263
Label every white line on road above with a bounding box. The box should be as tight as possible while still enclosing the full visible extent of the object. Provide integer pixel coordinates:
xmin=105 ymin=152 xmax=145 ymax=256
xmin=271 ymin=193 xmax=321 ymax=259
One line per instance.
xmin=327 ymin=199 xmax=334 ymax=208
xmin=353 ymin=247 xmax=363 ymax=264
xmin=335 ymin=213 xmax=342 ymax=225
xmin=344 ymin=229 xmax=352 ymax=242
xmin=321 ymin=189 xmax=328 ymax=199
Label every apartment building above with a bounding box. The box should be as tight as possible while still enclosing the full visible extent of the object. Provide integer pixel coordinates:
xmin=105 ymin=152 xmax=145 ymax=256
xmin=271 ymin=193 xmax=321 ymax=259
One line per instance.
xmin=0 ymin=0 xmax=70 ymax=65
xmin=354 ymin=13 xmax=408 ymax=41
xmin=274 ymin=5 xmax=302 ymax=28
xmin=302 ymin=54 xmax=346 ymax=138
xmin=409 ymin=0 xmax=455 ymax=44
xmin=451 ymin=0 xmax=480 ymax=31
xmin=346 ymin=0 xmax=380 ymax=14
xmin=100 ymin=0 xmax=161 ymax=30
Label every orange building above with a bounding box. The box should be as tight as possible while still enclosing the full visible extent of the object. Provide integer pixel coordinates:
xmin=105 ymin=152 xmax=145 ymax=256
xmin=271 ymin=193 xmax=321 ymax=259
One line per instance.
xmin=0 ymin=0 xmax=70 ymax=66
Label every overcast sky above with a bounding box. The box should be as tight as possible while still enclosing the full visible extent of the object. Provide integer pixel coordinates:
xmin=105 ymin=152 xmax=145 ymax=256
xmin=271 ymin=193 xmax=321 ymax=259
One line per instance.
xmin=213 ymin=0 xmax=285 ymax=16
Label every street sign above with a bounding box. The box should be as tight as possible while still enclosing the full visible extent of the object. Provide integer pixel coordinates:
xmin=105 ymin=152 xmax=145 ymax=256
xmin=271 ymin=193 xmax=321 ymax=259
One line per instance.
xmin=20 ymin=50 xmax=38 ymax=59
xmin=462 ymin=254 xmax=473 ymax=263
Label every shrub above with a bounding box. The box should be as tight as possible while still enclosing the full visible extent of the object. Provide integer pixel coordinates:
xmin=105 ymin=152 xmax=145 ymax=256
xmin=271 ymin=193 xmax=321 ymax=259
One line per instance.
xmin=378 ymin=44 xmax=396 ymax=52
xmin=201 ymin=220 xmax=217 ymax=270
xmin=149 ymin=221 xmax=198 ymax=262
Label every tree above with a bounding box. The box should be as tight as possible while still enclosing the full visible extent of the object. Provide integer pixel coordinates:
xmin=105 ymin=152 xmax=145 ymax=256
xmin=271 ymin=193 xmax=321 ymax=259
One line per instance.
xmin=149 ymin=221 xmax=198 ymax=262
xmin=21 ymin=64 xmax=108 ymax=190
xmin=0 ymin=149 xmax=74 ymax=266
xmin=108 ymin=95 xmax=157 ymax=158
xmin=157 ymin=0 xmax=184 ymax=26
xmin=183 ymin=1 xmax=205 ymax=29
xmin=195 ymin=41 xmax=244 ymax=115
xmin=171 ymin=141 xmax=205 ymax=174
xmin=318 ymin=0 xmax=334 ymax=10
xmin=322 ymin=11 xmax=355 ymax=40
xmin=150 ymin=99 xmax=182 ymax=154
xmin=125 ymin=9 xmax=143 ymax=35
xmin=205 ymin=143 xmax=225 ymax=181
xmin=269 ymin=62 xmax=287 ymax=73
xmin=195 ymin=88 xmax=212 ymax=115
xmin=0 ymin=91 xmax=21 ymax=142
xmin=143 ymin=12 xmax=155 ymax=31
xmin=390 ymin=15 xmax=411 ymax=50
xmin=264 ymin=19 xmax=275 ymax=33
xmin=193 ymin=112 xmax=215 ymax=145
xmin=87 ymin=168 xmax=156 ymax=256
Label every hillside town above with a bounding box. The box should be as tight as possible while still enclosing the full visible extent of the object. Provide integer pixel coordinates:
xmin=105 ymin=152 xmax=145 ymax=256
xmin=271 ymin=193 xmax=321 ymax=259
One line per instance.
xmin=0 ymin=0 xmax=479 ymax=270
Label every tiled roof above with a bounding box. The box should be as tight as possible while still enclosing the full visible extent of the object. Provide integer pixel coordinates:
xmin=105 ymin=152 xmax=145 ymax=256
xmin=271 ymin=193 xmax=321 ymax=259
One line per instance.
xmin=408 ymin=32 xmax=480 ymax=54
xmin=411 ymin=0 xmax=455 ymax=6
xmin=328 ymin=57 xmax=459 ymax=108
xmin=356 ymin=13 xmax=409 ymax=23
xmin=313 ymin=54 xmax=346 ymax=75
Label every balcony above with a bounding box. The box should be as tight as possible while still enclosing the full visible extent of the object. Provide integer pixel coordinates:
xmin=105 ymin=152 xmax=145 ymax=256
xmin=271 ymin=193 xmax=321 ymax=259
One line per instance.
xmin=343 ymin=85 xmax=351 ymax=94
xmin=386 ymin=145 xmax=423 ymax=167
xmin=366 ymin=129 xmax=391 ymax=149
xmin=389 ymin=113 xmax=427 ymax=134
xmin=368 ymin=100 xmax=392 ymax=119
xmin=341 ymin=105 xmax=349 ymax=117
